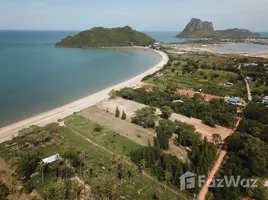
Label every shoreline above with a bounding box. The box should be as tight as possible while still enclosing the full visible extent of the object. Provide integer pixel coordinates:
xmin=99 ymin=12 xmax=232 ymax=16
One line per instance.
xmin=0 ymin=49 xmax=168 ymax=143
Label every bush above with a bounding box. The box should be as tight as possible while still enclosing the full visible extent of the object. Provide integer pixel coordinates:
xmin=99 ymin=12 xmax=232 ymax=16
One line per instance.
xmin=24 ymin=181 xmax=35 ymax=194
xmin=202 ymin=116 xmax=216 ymax=127
xmin=94 ymin=123 xmax=104 ymax=132
xmin=160 ymin=106 xmax=173 ymax=119
xmin=131 ymin=107 xmax=157 ymax=128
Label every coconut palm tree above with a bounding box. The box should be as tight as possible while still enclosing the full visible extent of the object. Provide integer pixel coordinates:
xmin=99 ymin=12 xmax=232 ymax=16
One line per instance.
xmin=44 ymin=187 xmax=55 ymax=200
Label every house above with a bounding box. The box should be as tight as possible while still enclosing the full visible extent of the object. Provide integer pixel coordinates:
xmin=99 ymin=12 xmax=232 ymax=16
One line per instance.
xmin=228 ymin=97 xmax=240 ymax=104
xmin=42 ymin=153 xmax=63 ymax=164
xmin=262 ymin=96 xmax=268 ymax=105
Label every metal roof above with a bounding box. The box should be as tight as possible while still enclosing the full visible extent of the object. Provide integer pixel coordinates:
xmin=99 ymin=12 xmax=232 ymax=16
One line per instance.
xmin=42 ymin=153 xmax=62 ymax=164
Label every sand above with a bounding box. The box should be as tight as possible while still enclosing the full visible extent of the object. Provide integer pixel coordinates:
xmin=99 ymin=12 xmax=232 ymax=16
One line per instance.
xmin=0 ymin=49 xmax=168 ymax=143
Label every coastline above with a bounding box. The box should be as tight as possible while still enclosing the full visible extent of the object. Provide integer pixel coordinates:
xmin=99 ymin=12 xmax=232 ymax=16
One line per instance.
xmin=0 ymin=49 xmax=168 ymax=143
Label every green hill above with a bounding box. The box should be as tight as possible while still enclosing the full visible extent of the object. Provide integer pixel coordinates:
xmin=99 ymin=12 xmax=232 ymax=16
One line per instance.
xmin=55 ymin=26 xmax=155 ymax=47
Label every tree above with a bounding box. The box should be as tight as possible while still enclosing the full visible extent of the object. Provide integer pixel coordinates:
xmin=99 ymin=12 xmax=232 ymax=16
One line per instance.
xmin=160 ymin=106 xmax=173 ymax=119
xmin=131 ymin=107 xmax=157 ymax=128
xmin=0 ymin=183 xmax=9 ymax=200
xmin=121 ymin=110 xmax=126 ymax=120
xmin=115 ymin=106 xmax=120 ymax=118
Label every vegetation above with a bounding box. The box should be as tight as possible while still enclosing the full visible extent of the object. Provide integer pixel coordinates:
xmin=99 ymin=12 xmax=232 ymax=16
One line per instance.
xmin=121 ymin=110 xmax=127 ymax=120
xmin=160 ymin=106 xmax=173 ymax=119
xmin=115 ymin=106 xmax=120 ymax=118
xmin=142 ymin=53 xmax=247 ymax=98
xmin=241 ymin=64 xmax=268 ymax=101
xmin=116 ymin=87 xmax=237 ymax=127
xmin=0 ymin=117 xmax=184 ymax=200
xmin=131 ymin=107 xmax=158 ymax=128
xmin=0 ymin=182 xmax=9 ymax=200
xmin=55 ymin=26 xmax=155 ymax=47
xmin=211 ymin=103 xmax=268 ymax=199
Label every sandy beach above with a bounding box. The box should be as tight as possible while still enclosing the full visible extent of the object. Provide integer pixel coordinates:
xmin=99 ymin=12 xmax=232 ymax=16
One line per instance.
xmin=0 ymin=49 xmax=168 ymax=143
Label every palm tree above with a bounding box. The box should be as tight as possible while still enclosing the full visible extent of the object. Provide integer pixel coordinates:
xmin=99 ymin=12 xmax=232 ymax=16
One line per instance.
xmin=44 ymin=187 xmax=55 ymax=200
xmin=164 ymin=170 xmax=172 ymax=191
xmin=37 ymin=161 xmax=45 ymax=183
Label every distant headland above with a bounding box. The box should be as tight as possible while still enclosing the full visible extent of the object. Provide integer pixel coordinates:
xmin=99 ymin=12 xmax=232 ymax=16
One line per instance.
xmin=176 ymin=18 xmax=260 ymax=38
xmin=55 ymin=26 xmax=155 ymax=48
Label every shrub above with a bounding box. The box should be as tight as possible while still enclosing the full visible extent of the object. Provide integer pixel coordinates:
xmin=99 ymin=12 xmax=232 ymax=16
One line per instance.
xmin=202 ymin=116 xmax=216 ymax=127
xmin=160 ymin=106 xmax=173 ymax=119
xmin=94 ymin=124 xmax=104 ymax=132
xmin=121 ymin=110 xmax=126 ymax=120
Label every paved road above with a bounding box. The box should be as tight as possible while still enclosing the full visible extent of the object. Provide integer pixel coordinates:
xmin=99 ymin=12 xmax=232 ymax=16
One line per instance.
xmin=244 ymin=77 xmax=252 ymax=102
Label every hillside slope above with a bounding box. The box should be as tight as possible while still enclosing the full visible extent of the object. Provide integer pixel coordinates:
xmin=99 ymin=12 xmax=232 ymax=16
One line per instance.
xmin=55 ymin=26 xmax=155 ymax=47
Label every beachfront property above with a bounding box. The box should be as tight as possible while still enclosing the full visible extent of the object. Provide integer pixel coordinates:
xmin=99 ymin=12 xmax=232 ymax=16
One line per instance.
xmin=262 ymin=96 xmax=268 ymax=104
xmin=42 ymin=153 xmax=63 ymax=164
xmin=243 ymin=63 xmax=258 ymax=67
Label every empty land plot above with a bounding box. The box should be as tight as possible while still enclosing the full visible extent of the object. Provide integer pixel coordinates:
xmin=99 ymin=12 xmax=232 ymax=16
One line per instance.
xmin=171 ymin=113 xmax=234 ymax=141
xmin=79 ymin=102 xmax=188 ymax=162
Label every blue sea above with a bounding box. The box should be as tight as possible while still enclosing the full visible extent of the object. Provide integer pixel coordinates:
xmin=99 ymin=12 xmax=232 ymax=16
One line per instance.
xmin=0 ymin=31 xmax=161 ymax=127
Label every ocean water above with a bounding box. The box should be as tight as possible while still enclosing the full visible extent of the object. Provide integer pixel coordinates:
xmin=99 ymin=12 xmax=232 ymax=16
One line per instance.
xmin=259 ymin=32 xmax=268 ymax=37
xmin=215 ymin=43 xmax=268 ymax=53
xmin=0 ymin=31 xmax=161 ymax=127
xmin=144 ymin=31 xmax=188 ymax=43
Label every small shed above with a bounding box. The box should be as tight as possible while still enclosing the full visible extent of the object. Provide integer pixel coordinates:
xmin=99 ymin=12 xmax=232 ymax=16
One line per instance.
xmin=42 ymin=153 xmax=63 ymax=164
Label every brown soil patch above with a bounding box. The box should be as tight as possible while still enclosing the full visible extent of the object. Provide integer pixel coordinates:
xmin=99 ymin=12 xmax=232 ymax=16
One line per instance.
xmin=176 ymin=89 xmax=221 ymax=101
xmin=171 ymin=113 xmax=233 ymax=141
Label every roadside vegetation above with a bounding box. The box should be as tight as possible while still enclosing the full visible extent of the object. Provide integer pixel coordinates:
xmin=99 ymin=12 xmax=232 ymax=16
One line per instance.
xmin=210 ymin=103 xmax=268 ymax=199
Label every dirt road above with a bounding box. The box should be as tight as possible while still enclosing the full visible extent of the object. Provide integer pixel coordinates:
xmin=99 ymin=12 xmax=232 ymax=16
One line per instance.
xmin=196 ymin=149 xmax=227 ymax=200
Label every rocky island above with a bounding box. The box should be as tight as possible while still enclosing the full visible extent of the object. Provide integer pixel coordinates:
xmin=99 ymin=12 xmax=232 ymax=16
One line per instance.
xmin=177 ymin=18 xmax=260 ymax=38
xmin=55 ymin=26 xmax=155 ymax=47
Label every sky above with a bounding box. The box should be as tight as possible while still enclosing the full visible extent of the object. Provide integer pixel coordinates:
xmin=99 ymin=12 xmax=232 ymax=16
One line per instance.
xmin=0 ymin=0 xmax=267 ymax=31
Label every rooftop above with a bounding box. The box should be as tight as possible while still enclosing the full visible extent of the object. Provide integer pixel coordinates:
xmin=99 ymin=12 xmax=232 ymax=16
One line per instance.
xmin=42 ymin=153 xmax=63 ymax=164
